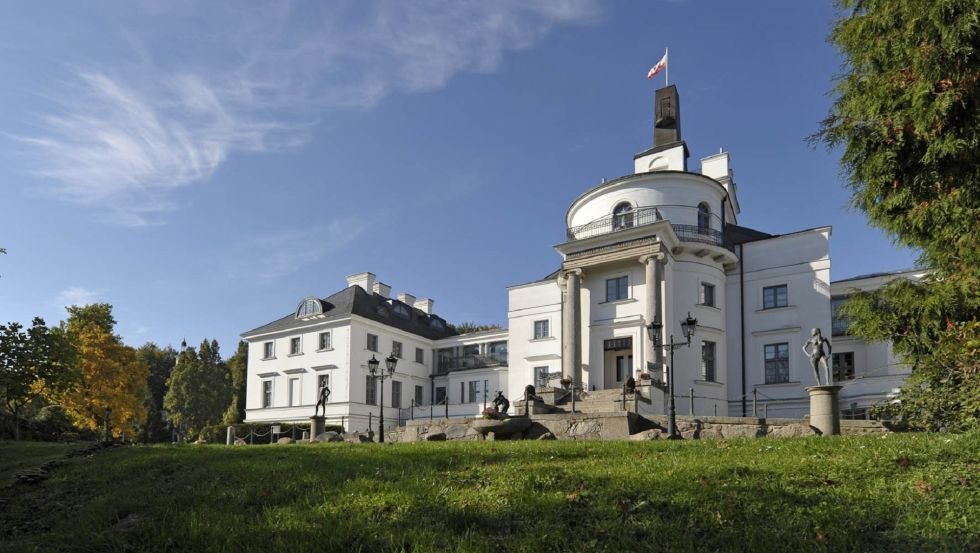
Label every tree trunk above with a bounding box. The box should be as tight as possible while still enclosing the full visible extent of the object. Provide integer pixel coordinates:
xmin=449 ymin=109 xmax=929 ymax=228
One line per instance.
xmin=13 ymin=405 xmax=20 ymax=441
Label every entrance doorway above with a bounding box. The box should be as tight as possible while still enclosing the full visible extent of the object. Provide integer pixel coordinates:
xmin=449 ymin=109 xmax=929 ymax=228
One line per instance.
xmin=603 ymin=337 xmax=633 ymax=389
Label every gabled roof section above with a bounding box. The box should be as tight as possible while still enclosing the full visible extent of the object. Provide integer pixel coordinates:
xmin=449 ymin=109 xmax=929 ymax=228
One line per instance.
xmin=242 ymin=286 xmax=457 ymax=340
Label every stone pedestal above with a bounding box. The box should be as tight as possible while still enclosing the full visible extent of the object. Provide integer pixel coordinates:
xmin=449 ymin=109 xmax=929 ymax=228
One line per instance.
xmin=226 ymin=425 xmax=235 ymax=445
xmin=806 ymin=385 xmax=843 ymax=436
xmin=310 ymin=416 xmax=325 ymax=443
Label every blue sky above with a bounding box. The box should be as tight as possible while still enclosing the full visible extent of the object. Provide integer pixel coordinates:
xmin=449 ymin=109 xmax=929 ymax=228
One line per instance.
xmin=0 ymin=1 xmax=916 ymax=354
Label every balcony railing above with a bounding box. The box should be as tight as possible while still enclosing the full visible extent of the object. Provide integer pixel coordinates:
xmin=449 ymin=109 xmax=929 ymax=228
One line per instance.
xmin=437 ymin=353 xmax=508 ymax=373
xmin=567 ymin=206 xmax=664 ymax=240
xmin=566 ymin=205 xmax=729 ymax=249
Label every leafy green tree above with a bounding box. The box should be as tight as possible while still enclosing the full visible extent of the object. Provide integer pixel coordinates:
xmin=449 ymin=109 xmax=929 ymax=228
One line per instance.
xmin=0 ymin=317 xmax=77 ymax=439
xmin=815 ymin=0 xmax=979 ymax=430
xmin=164 ymin=339 xmax=232 ymax=438
xmin=222 ymin=340 xmax=248 ymax=425
xmin=136 ymin=343 xmax=177 ymax=443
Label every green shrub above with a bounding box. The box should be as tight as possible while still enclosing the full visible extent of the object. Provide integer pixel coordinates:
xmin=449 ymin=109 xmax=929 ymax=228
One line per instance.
xmin=32 ymin=405 xmax=76 ymax=442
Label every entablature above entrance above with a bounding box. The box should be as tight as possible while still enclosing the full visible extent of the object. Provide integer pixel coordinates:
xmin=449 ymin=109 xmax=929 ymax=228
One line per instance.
xmin=560 ymin=236 xmax=670 ymax=272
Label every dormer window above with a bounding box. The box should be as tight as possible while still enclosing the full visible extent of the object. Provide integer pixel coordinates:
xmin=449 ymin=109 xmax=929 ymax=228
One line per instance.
xmin=391 ymin=302 xmax=411 ymax=319
xmin=430 ymin=317 xmax=446 ymax=332
xmin=295 ymin=296 xmax=323 ymax=319
xmin=612 ymin=202 xmax=634 ymax=230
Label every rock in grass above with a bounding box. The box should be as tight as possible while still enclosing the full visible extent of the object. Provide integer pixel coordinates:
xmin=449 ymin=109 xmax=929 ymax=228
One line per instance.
xmin=425 ymin=432 xmax=447 ymax=441
xmin=628 ymin=429 xmax=663 ymax=440
xmin=277 ymin=437 xmax=295 ymax=444
xmin=537 ymin=432 xmax=557 ymax=440
xmin=234 ymin=438 xmax=247 ymax=446
xmin=314 ymin=431 xmax=343 ymax=442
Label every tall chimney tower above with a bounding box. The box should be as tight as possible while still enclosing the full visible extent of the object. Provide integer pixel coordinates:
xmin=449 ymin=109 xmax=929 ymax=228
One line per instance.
xmin=633 ymin=85 xmax=689 ymax=173
xmin=654 ymin=85 xmax=682 ymax=146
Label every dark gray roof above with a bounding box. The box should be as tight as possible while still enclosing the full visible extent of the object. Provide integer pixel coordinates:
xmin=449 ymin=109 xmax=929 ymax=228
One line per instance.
xmin=724 ymin=223 xmax=774 ymax=245
xmin=242 ymin=286 xmax=457 ymax=340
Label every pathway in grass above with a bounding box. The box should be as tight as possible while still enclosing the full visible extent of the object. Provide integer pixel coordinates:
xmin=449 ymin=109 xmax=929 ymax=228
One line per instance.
xmin=1 ymin=432 xmax=977 ymax=552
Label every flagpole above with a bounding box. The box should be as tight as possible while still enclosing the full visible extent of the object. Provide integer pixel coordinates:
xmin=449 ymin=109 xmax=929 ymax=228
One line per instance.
xmin=665 ymin=47 xmax=669 ymax=87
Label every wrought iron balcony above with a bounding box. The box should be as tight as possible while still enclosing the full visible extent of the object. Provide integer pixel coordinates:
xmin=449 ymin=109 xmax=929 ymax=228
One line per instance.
xmin=567 ymin=206 xmax=664 ymax=240
xmin=566 ymin=204 xmax=729 ymax=249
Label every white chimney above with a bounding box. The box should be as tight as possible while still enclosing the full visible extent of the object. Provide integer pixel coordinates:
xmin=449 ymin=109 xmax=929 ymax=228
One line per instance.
xmin=701 ymin=150 xmax=731 ymax=181
xmin=373 ymin=282 xmax=391 ymax=298
xmin=397 ymin=292 xmax=416 ymax=306
xmin=414 ymin=298 xmax=434 ymax=315
xmin=346 ymin=272 xmax=376 ymax=292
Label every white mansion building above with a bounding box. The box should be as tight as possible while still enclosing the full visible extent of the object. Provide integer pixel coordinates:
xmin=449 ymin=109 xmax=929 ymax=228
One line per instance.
xmin=242 ymin=86 xmax=918 ymax=431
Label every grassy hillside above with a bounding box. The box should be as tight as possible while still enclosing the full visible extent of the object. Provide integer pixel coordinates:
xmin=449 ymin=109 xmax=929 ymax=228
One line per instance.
xmin=1 ymin=432 xmax=977 ymax=552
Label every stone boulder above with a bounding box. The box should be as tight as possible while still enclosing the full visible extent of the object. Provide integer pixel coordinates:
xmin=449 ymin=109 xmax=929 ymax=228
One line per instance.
xmin=628 ymin=429 xmax=663 ymax=441
xmin=537 ymin=432 xmax=556 ymax=440
xmin=233 ymin=438 xmax=247 ymax=446
xmin=277 ymin=437 xmax=295 ymax=444
xmin=425 ymin=432 xmax=447 ymax=441
xmin=314 ymin=431 xmax=343 ymax=442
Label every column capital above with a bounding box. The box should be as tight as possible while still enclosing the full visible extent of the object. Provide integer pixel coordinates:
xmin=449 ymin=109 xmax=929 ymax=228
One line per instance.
xmin=638 ymin=253 xmax=666 ymax=265
xmin=560 ymin=268 xmax=583 ymax=280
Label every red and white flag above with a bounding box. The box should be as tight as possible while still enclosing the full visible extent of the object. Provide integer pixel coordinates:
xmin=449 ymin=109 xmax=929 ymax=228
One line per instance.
xmin=647 ymin=51 xmax=668 ymax=79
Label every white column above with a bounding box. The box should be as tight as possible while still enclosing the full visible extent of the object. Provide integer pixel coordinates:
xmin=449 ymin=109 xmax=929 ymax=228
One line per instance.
xmin=561 ymin=269 xmax=583 ymax=386
xmin=640 ymin=254 xmax=666 ymax=375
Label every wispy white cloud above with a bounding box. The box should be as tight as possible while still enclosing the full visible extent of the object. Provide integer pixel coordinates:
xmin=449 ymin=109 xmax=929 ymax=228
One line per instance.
xmin=227 ymin=217 xmax=370 ymax=282
xmin=54 ymin=286 xmax=102 ymax=307
xmin=16 ymin=1 xmax=600 ymax=226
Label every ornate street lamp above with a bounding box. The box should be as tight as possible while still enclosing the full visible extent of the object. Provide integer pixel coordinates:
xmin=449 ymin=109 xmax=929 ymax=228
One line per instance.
xmin=646 ymin=312 xmax=698 ymax=439
xmin=367 ymin=353 xmax=398 ymax=443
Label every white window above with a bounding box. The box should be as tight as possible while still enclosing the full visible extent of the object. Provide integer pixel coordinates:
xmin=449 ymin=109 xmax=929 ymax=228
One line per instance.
xmin=289 ymin=337 xmax=301 ymax=355
xmin=701 ymin=341 xmax=716 ymax=382
xmin=534 ymin=366 xmax=550 ymax=388
xmin=263 ymin=341 xmax=274 ymax=359
xmin=414 ymin=385 xmax=424 ymax=405
xmin=392 ymin=340 xmax=403 ymax=359
xmin=415 ymin=347 xmax=424 ymax=364
xmin=318 ymin=332 xmax=331 ymax=350
xmin=697 ymin=202 xmax=711 ymax=230
xmin=764 ymin=343 xmax=790 ymax=384
xmin=763 ymin=285 xmax=788 ymax=309
xmin=365 ymin=375 xmax=377 ymax=405
xmin=288 ymin=377 xmax=301 ymax=406
xmin=367 ymin=333 xmax=378 ymax=352
xmin=467 ymin=380 xmax=480 ymax=404
xmin=391 ymin=381 xmax=402 ymax=408
xmin=833 ymin=352 xmax=855 ymax=381
xmin=262 ymin=380 xmax=273 ymax=408
xmin=606 ymin=276 xmax=628 ymax=302
xmin=533 ymin=320 xmax=550 ymax=339
xmin=700 ymin=283 xmax=716 ymax=307
xmin=612 ymin=202 xmax=634 ymax=230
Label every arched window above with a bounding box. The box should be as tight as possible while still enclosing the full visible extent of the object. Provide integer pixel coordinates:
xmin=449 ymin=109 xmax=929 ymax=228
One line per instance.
xmin=295 ymin=297 xmax=323 ymax=318
xmin=613 ymin=202 xmax=634 ymax=230
xmin=697 ymin=202 xmax=711 ymax=231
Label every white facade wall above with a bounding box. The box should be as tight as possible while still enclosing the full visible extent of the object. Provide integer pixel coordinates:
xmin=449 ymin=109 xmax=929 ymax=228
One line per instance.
xmin=724 ymin=228 xmax=832 ymax=418
xmin=567 ymin=174 xmax=728 ymax=232
xmin=506 ymin=280 xmax=562 ymax=402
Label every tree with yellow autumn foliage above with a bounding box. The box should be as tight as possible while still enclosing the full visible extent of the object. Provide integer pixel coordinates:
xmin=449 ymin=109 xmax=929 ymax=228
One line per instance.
xmin=53 ymin=304 xmax=148 ymax=437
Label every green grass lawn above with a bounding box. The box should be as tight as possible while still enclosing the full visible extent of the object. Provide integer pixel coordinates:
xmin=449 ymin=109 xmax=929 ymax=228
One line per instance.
xmin=0 ymin=441 xmax=77 ymax=484
xmin=1 ymin=432 xmax=977 ymax=552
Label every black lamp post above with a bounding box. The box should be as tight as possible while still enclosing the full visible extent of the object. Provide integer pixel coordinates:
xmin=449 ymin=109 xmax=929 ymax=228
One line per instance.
xmin=367 ymin=353 xmax=398 ymax=443
xmin=646 ymin=312 xmax=698 ymax=439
